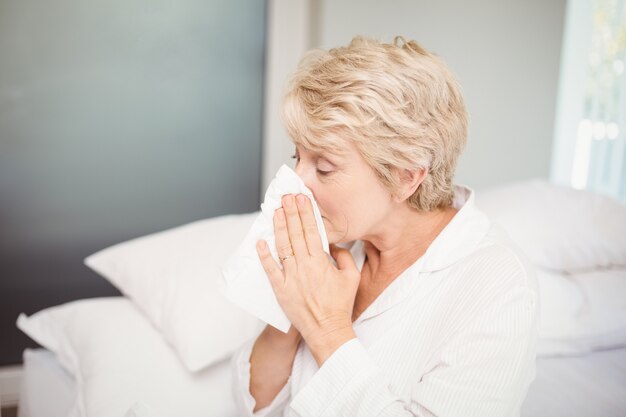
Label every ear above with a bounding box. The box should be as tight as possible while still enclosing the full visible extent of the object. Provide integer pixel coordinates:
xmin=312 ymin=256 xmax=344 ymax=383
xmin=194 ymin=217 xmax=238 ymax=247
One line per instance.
xmin=393 ymin=167 xmax=428 ymax=203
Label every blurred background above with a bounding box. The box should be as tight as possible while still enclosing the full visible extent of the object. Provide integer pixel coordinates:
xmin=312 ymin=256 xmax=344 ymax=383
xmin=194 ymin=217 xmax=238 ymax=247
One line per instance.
xmin=1 ymin=0 xmax=624 ymax=372
xmin=0 ymin=0 xmax=267 ymax=367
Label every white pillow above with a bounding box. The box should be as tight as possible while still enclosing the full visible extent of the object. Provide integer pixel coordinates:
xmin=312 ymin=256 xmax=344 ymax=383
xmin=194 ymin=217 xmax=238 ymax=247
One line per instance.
xmin=537 ymin=267 xmax=626 ymax=356
xmin=16 ymin=297 xmax=255 ymax=417
xmin=476 ymin=179 xmax=626 ymax=273
xmin=83 ymin=212 xmax=266 ymax=372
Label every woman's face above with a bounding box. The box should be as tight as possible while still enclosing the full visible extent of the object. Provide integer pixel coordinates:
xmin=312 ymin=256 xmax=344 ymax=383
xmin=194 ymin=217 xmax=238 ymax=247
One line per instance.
xmin=293 ymin=139 xmax=395 ymax=244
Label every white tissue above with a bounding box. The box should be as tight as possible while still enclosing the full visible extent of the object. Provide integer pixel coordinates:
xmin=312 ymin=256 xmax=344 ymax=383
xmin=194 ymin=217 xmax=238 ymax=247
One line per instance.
xmin=219 ymin=164 xmax=329 ymax=333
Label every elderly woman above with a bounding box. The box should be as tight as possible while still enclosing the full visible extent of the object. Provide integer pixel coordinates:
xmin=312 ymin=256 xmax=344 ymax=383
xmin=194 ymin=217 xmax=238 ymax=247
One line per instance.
xmin=231 ymin=35 xmax=538 ymax=417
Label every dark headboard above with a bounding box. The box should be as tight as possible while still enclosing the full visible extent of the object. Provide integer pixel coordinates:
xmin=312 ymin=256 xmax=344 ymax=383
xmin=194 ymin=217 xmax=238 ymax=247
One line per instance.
xmin=0 ymin=0 xmax=267 ymax=366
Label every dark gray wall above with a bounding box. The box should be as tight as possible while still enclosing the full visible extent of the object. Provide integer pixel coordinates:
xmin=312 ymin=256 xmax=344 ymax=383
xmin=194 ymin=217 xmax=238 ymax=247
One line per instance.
xmin=0 ymin=0 xmax=266 ymax=365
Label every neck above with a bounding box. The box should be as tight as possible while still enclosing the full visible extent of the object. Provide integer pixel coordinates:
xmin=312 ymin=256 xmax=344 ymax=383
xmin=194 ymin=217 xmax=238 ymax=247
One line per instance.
xmin=361 ymin=204 xmax=458 ymax=281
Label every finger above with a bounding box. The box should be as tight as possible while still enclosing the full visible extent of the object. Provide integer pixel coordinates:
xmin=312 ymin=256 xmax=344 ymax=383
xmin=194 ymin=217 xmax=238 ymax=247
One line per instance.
xmin=256 ymin=240 xmax=285 ymax=291
xmin=295 ymin=194 xmax=324 ymax=256
xmin=330 ymin=244 xmax=358 ymax=272
xmin=281 ymin=194 xmax=309 ymax=258
xmin=273 ymin=208 xmax=293 ymax=257
xmin=274 ymin=208 xmax=297 ymax=274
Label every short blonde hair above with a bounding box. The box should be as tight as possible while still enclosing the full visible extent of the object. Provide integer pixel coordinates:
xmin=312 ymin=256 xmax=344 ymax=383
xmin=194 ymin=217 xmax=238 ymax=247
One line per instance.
xmin=281 ymin=35 xmax=468 ymax=211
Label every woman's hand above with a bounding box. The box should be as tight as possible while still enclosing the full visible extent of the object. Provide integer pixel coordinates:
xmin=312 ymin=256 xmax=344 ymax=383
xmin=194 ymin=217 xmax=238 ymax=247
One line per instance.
xmin=256 ymin=193 xmax=361 ymax=365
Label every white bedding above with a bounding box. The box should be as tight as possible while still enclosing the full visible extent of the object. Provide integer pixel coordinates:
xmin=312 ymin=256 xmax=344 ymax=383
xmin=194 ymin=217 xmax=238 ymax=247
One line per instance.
xmin=521 ymin=347 xmax=626 ymax=416
xmin=19 ymin=346 xmax=626 ymax=417
xmin=18 ymin=348 xmax=75 ymax=417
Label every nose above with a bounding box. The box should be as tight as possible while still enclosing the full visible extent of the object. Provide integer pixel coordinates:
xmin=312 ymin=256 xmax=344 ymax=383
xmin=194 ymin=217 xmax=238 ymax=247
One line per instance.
xmin=294 ymin=164 xmax=316 ymax=194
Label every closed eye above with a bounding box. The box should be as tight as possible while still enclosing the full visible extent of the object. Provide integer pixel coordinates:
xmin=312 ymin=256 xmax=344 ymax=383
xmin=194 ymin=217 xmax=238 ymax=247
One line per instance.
xmin=291 ymin=154 xmax=333 ymax=176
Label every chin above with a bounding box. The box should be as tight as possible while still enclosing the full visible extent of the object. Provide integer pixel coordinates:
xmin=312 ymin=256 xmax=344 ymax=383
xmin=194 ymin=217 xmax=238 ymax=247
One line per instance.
xmin=324 ymin=229 xmax=338 ymax=245
xmin=326 ymin=232 xmax=350 ymax=246
xmin=322 ymin=221 xmax=349 ymax=245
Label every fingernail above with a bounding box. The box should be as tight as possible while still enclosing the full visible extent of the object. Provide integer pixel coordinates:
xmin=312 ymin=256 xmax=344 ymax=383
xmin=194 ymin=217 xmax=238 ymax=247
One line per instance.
xmin=296 ymin=194 xmax=306 ymax=206
xmin=283 ymin=195 xmax=293 ymax=207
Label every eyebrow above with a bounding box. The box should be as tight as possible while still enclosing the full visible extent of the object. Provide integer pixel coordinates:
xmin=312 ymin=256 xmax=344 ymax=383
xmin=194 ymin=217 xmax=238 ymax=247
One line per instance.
xmin=295 ymin=145 xmax=346 ymax=162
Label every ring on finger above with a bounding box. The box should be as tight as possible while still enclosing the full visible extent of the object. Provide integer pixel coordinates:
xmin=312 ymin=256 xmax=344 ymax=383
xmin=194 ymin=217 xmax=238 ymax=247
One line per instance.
xmin=279 ymin=253 xmax=294 ymax=262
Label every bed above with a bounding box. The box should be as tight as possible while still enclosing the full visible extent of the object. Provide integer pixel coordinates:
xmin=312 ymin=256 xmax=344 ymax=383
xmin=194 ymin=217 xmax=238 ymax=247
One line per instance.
xmin=18 ymin=349 xmax=74 ymax=417
xmin=17 ymin=345 xmax=626 ymax=417
xmin=522 ymin=347 xmax=626 ymax=416
xmin=14 ymin=179 xmax=626 ymax=416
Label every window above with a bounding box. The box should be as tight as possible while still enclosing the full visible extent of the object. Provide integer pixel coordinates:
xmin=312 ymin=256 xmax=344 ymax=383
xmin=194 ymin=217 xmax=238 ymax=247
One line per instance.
xmin=551 ymin=0 xmax=626 ymax=203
